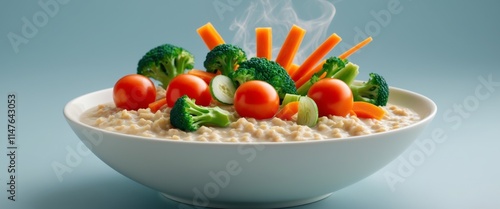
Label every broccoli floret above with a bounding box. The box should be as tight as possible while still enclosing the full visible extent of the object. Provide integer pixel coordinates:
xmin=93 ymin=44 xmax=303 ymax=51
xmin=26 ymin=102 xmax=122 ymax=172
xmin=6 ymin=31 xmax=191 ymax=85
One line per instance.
xmin=231 ymin=57 xmax=297 ymax=100
xmin=296 ymin=57 xmax=389 ymax=106
xmin=170 ymin=95 xmax=231 ymax=132
xmin=137 ymin=44 xmax=195 ymax=88
xmin=203 ymin=44 xmax=247 ymax=76
xmin=230 ymin=67 xmax=256 ymax=86
xmin=296 ymin=56 xmax=348 ymax=95
xmin=350 ymin=72 xmax=389 ymax=106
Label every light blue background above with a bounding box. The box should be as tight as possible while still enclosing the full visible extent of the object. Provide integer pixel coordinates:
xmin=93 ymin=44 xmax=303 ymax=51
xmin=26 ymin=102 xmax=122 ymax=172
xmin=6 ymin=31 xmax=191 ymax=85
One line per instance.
xmin=1 ymin=0 xmax=499 ymax=208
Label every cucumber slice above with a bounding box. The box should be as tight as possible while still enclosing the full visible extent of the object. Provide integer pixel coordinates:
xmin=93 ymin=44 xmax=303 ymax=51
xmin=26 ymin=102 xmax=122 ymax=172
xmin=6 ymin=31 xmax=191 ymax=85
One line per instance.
xmin=209 ymin=75 xmax=236 ymax=105
xmin=297 ymin=96 xmax=318 ymax=127
xmin=281 ymin=93 xmax=301 ymax=107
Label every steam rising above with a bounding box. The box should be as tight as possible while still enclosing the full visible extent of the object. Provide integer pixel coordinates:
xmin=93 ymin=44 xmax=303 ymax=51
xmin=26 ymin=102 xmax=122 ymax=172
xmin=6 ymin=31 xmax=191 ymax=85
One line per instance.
xmin=230 ymin=0 xmax=336 ymax=64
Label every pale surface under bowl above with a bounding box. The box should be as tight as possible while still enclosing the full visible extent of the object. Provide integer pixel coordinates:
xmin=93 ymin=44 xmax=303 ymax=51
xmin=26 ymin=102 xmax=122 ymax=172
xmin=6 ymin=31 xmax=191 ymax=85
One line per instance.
xmin=63 ymin=86 xmax=436 ymax=208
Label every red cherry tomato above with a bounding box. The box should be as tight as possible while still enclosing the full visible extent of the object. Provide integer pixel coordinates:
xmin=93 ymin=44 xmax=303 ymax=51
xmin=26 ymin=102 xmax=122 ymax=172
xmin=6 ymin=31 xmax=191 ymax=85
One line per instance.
xmin=234 ymin=80 xmax=280 ymax=119
xmin=113 ymin=74 xmax=157 ymax=110
xmin=307 ymin=78 xmax=353 ymax=117
xmin=166 ymin=74 xmax=212 ymax=107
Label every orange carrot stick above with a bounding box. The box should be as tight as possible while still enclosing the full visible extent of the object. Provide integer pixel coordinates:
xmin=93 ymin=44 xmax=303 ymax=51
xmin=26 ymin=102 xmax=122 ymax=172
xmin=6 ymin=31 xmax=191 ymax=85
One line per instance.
xmin=187 ymin=69 xmax=216 ymax=84
xmin=287 ymin=63 xmax=300 ymax=77
xmin=339 ymin=37 xmax=373 ymax=59
xmin=275 ymin=101 xmax=300 ymax=121
xmin=352 ymin=101 xmax=386 ymax=120
xmin=275 ymin=25 xmax=306 ymax=72
xmin=291 ymin=33 xmax=342 ymax=82
xmin=148 ymin=98 xmax=167 ymax=113
xmin=256 ymin=27 xmax=272 ymax=60
xmin=294 ymin=59 xmax=326 ymax=88
xmin=197 ymin=22 xmax=225 ymax=50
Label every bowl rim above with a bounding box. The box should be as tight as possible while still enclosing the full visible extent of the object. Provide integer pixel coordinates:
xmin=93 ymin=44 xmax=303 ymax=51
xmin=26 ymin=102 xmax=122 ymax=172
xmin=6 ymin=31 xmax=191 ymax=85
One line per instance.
xmin=64 ymin=86 xmax=437 ymax=146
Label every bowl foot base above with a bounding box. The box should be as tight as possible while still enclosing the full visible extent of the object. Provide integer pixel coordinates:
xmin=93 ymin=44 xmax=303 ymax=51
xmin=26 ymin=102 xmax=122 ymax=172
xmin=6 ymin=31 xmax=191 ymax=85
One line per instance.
xmin=160 ymin=192 xmax=332 ymax=209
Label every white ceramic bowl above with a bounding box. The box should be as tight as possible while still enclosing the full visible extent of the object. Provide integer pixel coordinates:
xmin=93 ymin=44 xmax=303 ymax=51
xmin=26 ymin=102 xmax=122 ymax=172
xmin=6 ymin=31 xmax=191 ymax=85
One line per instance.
xmin=64 ymin=86 xmax=436 ymax=209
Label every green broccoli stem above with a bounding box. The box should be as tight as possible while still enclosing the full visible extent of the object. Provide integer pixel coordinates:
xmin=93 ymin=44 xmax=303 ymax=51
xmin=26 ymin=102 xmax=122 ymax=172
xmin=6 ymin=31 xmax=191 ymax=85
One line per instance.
xmin=192 ymin=107 xmax=231 ymax=127
xmin=186 ymin=102 xmax=207 ymax=115
xmin=149 ymin=65 xmax=173 ymax=88
xmin=296 ymin=63 xmax=356 ymax=96
xmin=332 ymin=62 xmax=359 ymax=86
xmin=350 ymin=85 xmax=372 ymax=103
xmin=296 ymin=82 xmax=312 ymax=96
xmin=159 ymin=57 xmax=191 ymax=88
xmin=175 ymin=57 xmax=188 ymax=75
xmin=323 ymin=63 xmax=343 ymax=78
xmin=186 ymin=99 xmax=231 ymax=128
xmin=159 ymin=59 xmax=176 ymax=87
xmin=221 ymin=58 xmax=233 ymax=76
xmin=176 ymin=55 xmax=193 ymax=76
xmin=297 ymin=75 xmax=320 ymax=96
